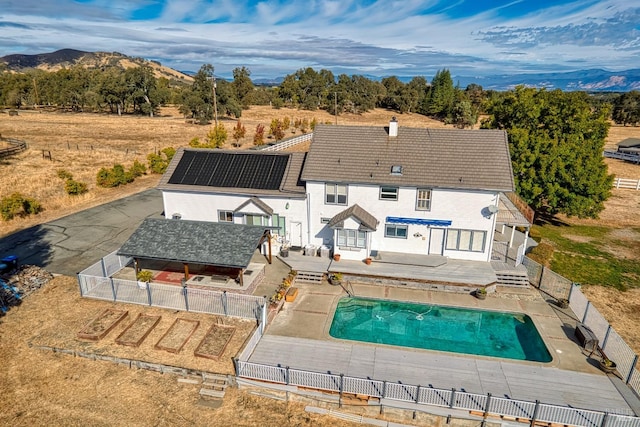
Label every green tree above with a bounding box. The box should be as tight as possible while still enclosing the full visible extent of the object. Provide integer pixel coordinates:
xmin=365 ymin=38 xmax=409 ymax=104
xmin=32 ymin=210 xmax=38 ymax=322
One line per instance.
xmin=612 ymin=91 xmax=640 ymax=126
xmin=483 ymin=87 xmax=613 ymax=218
xmin=270 ymin=118 xmax=285 ymax=141
xmin=427 ymin=69 xmax=455 ymax=118
xmin=232 ymin=66 xmax=254 ymax=109
xmin=207 ymin=124 xmax=228 ymax=148
xmin=179 ymin=64 xmax=214 ymax=124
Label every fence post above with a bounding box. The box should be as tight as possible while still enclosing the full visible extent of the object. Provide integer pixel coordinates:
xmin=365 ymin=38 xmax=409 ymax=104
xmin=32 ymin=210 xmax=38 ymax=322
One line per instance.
xmin=449 ymin=388 xmax=456 ymax=408
xmin=110 ymin=278 xmax=116 ymax=302
xmin=223 ymin=290 xmax=228 ymax=315
xmin=339 ymin=374 xmax=344 ymax=406
xmin=382 ymin=380 xmax=387 ymax=399
xmin=538 ymin=266 xmax=545 ymax=289
xmin=567 ymin=282 xmax=575 ymax=302
xmin=77 ymin=273 xmax=83 ymax=296
xmin=626 ymin=356 xmax=639 ymax=384
xmin=529 ymin=400 xmax=540 ymax=427
xmin=483 ymin=393 xmax=492 ymax=418
xmin=601 ymin=325 xmax=612 ymax=350
xmin=183 ymin=285 xmax=189 ymax=311
xmin=260 ymin=301 xmax=267 ymax=333
xmin=582 ymin=301 xmax=591 ymax=324
xmin=146 ymin=282 xmax=152 ymax=306
xmin=600 ymin=412 xmax=609 ymax=427
xmin=415 ymin=385 xmax=421 ymax=403
xmin=100 ymin=257 xmax=107 ymax=277
xmin=285 ymin=366 xmax=290 ymax=385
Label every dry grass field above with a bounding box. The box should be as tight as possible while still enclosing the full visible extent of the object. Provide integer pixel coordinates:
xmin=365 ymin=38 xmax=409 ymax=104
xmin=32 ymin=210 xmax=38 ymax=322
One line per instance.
xmin=1 ymin=106 xmax=640 ymax=425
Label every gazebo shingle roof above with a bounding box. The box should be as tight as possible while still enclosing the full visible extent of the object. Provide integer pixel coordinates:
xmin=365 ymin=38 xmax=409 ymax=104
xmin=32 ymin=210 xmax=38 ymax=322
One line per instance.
xmin=117 ymin=218 xmax=267 ymax=268
xmin=328 ymin=204 xmax=379 ymax=231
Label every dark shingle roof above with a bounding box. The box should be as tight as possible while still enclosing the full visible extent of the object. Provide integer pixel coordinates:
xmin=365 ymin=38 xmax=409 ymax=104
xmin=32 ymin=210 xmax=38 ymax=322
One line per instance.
xmin=301 ymin=125 xmax=514 ymax=192
xmin=117 ymin=218 xmax=266 ymax=268
xmin=158 ymin=148 xmax=307 ymax=198
xmin=618 ymin=138 xmax=640 ymax=149
xmin=328 ymin=204 xmax=379 ymax=231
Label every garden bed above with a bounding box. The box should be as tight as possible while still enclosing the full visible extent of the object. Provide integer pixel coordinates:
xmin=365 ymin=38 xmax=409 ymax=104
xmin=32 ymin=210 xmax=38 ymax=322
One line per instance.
xmin=194 ymin=321 xmax=236 ymax=360
xmin=77 ymin=308 xmax=128 ymax=341
xmin=154 ymin=318 xmax=199 ymax=353
xmin=116 ymin=314 xmax=161 ymax=347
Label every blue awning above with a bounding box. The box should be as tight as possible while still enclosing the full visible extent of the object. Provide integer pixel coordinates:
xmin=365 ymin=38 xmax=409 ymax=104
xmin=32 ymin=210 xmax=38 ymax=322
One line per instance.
xmin=386 ymin=217 xmax=452 ymax=227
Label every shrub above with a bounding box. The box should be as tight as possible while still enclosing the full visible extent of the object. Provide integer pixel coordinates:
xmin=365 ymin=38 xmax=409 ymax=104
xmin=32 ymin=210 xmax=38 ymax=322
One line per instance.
xmin=65 ymin=179 xmax=88 ymax=195
xmin=96 ymin=163 xmax=133 ymax=188
xmin=528 ymin=242 xmax=555 ymax=267
xmin=0 ymin=193 xmax=42 ymax=221
xmin=129 ymin=159 xmax=146 ymax=178
xmin=56 ymin=169 xmax=74 ymax=180
xmin=147 ymin=146 xmax=175 ymax=174
xmin=136 ymin=270 xmax=153 ymax=282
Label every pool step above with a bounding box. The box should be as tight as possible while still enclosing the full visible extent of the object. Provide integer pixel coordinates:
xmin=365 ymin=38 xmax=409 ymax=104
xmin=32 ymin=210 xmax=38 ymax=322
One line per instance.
xmin=495 ymin=270 xmax=529 ymax=286
xmin=296 ymin=271 xmax=324 ymax=283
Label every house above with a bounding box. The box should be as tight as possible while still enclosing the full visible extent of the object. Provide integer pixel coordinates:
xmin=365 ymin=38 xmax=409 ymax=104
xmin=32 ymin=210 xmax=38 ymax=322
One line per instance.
xmin=158 ymin=118 xmax=517 ymax=265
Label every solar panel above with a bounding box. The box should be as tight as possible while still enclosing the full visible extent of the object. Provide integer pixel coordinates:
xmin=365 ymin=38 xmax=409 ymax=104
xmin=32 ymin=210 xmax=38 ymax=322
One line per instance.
xmin=168 ymin=151 xmax=289 ymax=191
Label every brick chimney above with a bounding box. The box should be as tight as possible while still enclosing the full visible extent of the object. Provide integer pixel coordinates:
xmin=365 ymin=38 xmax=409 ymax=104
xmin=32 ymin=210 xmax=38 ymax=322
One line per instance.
xmin=389 ymin=117 xmax=398 ymax=137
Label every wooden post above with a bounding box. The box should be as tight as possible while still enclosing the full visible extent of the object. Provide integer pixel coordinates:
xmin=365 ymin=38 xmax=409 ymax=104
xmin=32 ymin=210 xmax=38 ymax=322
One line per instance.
xmin=238 ymin=269 xmax=244 ymax=287
xmin=184 ymin=263 xmax=189 ymax=281
xmin=267 ymin=231 xmax=272 ymax=264
xmin=134 ymin=258 xmax=139 ymax=275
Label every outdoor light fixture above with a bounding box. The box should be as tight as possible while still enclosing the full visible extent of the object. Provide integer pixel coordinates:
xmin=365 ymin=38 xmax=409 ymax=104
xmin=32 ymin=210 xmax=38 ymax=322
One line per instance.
xmin=285 ymin=202 xmax=290 ymax=210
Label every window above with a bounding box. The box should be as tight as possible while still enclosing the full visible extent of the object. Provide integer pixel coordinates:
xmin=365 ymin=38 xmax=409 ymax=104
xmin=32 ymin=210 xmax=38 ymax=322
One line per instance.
xmin=245 ymin=214 xmax=266 ymax=226
xmin=325 ymin=183 xmax=347 ymax=205
xmin=380 ymin=186 xmax=398 ymax=201
xmin=218 ymin=210 xmax=233 ymax=222
xmin=385 ymin=224 xmax=408 ymax=239
xmin=416 ymin=189 xmax=432 ymax=211
xmin=271 ymin=214 xmax=285 ymax=236
xmin=445 ymin=229 xmax=486 ymax=252
xmin=337 ymin=229 xmax=366 ymax=248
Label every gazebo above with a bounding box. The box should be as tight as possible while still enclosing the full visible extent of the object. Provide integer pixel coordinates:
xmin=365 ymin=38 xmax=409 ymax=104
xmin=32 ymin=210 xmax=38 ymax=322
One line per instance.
xmin=117 ymin=218 xmax=273 ymax=286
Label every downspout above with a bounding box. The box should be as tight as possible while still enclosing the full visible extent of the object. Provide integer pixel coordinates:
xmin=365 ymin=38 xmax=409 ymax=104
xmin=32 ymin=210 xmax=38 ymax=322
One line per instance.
xmin=488 ymin=193 xmax=499 ymax=262
xmin=306 ymin=192 xmax=311 ymax=246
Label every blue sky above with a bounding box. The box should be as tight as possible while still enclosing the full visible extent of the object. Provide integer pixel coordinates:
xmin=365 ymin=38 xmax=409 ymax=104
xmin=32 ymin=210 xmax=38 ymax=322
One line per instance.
xmin=1 ymin=0 xmax=638 ymax=80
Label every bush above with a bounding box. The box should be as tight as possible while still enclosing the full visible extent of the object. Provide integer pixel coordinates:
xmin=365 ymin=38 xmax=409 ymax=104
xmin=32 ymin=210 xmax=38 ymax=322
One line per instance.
xmin=136 ymin=270 xmax=153 ymax=282
xmin=0 ymin=193 xmax=42 ymax=221
xmin=147 ymin=146 xmax=175 ymax=174
xmin=129 ymin=160 xmax=147 ymax=178
xmin=96 ymin=163 xmax=133 ymax=188
xmin=65 ymin=179 xmax=88 ymax=195
xmin=528 ymin=242 xmax=555 ymax=267
xmin=56 ymin=169 xmax=74 ymax=180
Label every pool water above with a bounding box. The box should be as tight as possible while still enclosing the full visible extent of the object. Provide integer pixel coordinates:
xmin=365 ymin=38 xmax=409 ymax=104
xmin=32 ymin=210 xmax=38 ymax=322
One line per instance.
xmin=329 ymin=297 xmax=552 ymax=362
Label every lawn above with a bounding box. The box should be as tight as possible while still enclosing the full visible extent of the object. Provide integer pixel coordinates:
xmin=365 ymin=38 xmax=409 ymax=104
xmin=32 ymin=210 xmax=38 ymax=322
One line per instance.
xmin=530 ymin=223 xmax=640 ymax=290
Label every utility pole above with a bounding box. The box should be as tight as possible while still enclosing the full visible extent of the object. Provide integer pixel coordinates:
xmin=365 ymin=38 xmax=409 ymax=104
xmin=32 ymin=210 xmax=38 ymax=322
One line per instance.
xmin=212 ymin=76 xmax=219 ymax=127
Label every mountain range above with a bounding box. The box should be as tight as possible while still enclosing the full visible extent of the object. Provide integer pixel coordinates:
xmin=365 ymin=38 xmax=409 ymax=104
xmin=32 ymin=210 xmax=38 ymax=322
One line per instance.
xmin=1 ymin=49 xmax=638 ymax=92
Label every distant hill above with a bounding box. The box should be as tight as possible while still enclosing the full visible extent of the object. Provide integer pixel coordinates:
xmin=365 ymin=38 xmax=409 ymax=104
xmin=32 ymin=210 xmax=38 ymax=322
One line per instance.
xmin=0 ymin=49 xmax=193 ymax=82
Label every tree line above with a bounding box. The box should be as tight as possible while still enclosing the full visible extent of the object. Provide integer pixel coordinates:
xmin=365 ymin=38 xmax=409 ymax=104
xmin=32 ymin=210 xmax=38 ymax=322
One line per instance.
xmin=0 ymin=63 xmax=630 ymax=219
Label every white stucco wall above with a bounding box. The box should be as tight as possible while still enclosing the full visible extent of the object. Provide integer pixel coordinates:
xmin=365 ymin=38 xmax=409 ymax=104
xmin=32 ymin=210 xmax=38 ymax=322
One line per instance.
xmin=162 ymin=190 xmax=308 ymax=248
xmin=305 ymin=181 xmax=498 ymax=262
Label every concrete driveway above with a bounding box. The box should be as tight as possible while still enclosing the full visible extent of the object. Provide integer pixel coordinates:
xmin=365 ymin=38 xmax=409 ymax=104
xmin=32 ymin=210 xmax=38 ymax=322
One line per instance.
xmin=0 ymin=189 xmax=163 ymax=276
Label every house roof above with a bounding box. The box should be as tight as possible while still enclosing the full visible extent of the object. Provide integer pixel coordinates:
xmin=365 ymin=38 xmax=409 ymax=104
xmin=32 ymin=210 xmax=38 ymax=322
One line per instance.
xmin=617 ymin=138 xmax=640 ymax=149
xmin=117 ymin=218 xmax=267 ymax=268
xmin=301 ymin=124 xmax=515 ymax=192
xmin=328 ymin=204 xmax=379 ymax=231
xmin=158 ymin=148 xmax=307 ymax=198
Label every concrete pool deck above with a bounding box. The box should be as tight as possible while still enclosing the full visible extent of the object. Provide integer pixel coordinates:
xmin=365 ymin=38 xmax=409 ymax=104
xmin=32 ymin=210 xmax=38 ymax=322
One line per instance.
xmin=251 ymin=281 xmax=637 ymax=415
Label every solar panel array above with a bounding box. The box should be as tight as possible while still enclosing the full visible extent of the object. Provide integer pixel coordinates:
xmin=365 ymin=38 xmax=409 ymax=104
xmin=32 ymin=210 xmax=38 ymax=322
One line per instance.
xmin=168 ymin=151 xmax=289 ymax=190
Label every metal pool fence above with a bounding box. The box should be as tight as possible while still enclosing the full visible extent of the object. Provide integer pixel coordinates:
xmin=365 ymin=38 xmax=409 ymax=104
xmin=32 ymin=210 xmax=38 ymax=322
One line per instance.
xmin=77 ymin=250 xmax=267 ymax=321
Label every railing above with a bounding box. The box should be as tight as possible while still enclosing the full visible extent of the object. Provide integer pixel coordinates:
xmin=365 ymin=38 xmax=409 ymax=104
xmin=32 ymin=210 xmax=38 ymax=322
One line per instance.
xmin=613 ymin=177 xmax=640 ymax=190
xmin=77 ymin=251 xmax=267 ymax=321
xmin=236 ymin=361 xmax=639 ymax=426
xmin=261 ymin=133 xmax=313 ymax=151
xmin=0 ymin=137 xmax=27 ymax=158
xmin=604 ymin=150 xmax=640 ymax=164
xmin=523 ymin=256 xmax=640 ymax=399
xmin=505 ymin=191 xmax=535 ymax=224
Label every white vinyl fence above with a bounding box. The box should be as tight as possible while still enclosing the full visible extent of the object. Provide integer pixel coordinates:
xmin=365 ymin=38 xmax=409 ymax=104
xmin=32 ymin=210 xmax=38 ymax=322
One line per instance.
xmin=261 ymin=133 xmax=313 ymax=151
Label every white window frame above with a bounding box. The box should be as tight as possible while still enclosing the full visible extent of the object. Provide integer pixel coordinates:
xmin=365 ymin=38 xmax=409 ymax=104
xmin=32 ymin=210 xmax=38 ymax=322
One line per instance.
xmin=416 ymin=188 xmax=432 ymax=211
xmin=218 ymin=210 xmax=233 ymax=222
xmin=384 ymin=224 xmax=408 ymax=239
xmin=337 ymin=229 xmax=366 ymax=248
xmin=445 ymin=229 xmax=486 ymax=252
xmin=325 ymin=183 xmax=348 ymax=205
xmin=379 ymin=186 xmax=399 ymax=201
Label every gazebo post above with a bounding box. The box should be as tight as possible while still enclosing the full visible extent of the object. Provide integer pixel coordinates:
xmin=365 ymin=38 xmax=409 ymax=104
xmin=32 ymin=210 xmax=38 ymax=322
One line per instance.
xmin=267 ymin=230 xmax=272 ymax=264
xmin=183 ymin=263 xmax=189 ymax=281
xmin=134 ymin=258 xmax=139 ymax=275
xmin=238 ymin=269 xmax=244 ymax=287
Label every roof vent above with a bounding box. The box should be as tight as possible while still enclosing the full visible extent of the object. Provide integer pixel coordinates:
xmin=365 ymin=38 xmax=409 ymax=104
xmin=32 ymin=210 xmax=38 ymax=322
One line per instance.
xmin=389 ymin=117 xmax=398 ymax=137
xmin=390 ymin=165 xmax=403 ymax=176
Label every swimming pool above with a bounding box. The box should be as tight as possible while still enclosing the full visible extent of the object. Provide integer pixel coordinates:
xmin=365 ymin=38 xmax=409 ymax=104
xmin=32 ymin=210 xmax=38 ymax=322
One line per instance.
xmin=329 ymin=297 xmax=552 ymax=362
